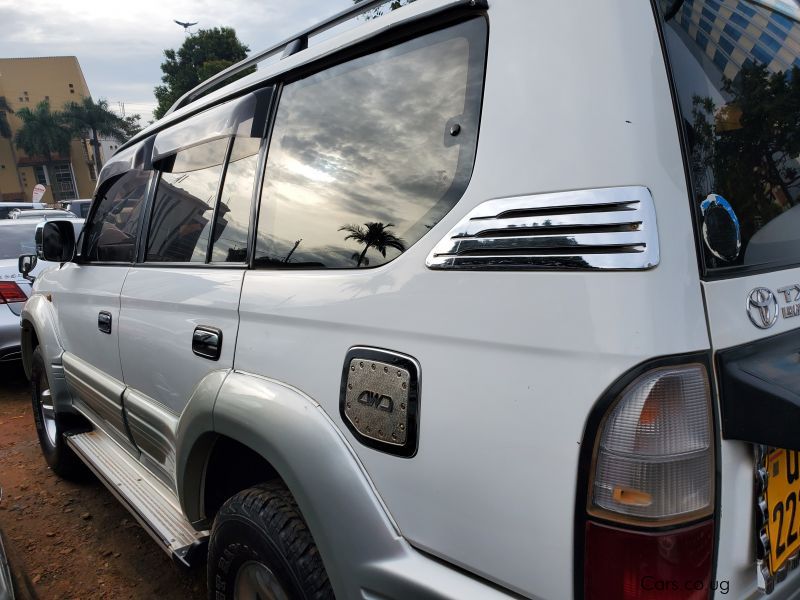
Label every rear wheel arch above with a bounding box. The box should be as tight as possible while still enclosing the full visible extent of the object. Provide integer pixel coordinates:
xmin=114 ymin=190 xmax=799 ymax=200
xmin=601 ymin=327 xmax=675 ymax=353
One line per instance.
xmin=179 ymin=372 xmax=406 ymax=598
xmin=199 ymin=434 xmax=283 ymax=525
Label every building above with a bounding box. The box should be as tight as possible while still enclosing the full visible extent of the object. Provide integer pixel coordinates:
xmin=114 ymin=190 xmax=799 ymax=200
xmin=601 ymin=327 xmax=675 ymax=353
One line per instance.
xmin=0 ymin=56 xmax=98 ymax=204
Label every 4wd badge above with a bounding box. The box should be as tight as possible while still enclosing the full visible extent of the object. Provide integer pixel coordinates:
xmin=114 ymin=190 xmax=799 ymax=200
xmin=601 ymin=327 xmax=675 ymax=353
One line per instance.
xmin=340 ymin=347 xmax=420 ymax=457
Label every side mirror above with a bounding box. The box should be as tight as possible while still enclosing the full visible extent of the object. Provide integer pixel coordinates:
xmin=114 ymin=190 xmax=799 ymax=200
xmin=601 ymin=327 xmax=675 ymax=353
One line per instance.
xmin=18 ymin=255 xmax=38 ymax=282
xmin=37 ymin=220 xmax=77 ymax=263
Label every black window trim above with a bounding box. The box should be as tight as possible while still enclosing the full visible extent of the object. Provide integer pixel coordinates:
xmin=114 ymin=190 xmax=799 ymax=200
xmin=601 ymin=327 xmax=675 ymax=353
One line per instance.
xmin=247 ymin=84 xmax=282 ymax=270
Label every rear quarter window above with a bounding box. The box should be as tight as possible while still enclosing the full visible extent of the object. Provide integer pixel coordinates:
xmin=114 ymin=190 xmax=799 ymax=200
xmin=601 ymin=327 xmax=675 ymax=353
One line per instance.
xmin=254 ymin=18 xmax=487 ymax=269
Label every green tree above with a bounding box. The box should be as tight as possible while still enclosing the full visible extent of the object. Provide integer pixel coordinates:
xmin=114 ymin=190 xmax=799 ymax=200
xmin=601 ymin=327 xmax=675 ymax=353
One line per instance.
xmin=153 ymin=27 xmax=251 ymax=120
xmin=62 ymin=97 xmax=128 ymax=170
xmin=14 ymin=101 xmax=71 ymax=202
xmin=339 ymin=222 xmax=406 ymax=267
xmin=121 ymin=114 xmax=145 ymax=139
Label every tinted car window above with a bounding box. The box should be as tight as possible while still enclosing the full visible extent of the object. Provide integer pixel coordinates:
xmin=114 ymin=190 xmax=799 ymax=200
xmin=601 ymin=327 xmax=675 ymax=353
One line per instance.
xmin=146 ymin=138 xmax=228 ymax=262
xmin=83 ymin=171 xmax=149 ymax=262
xmin=76 ymin=202 xmax=92 ymax=218
xmin=659 ymin=0 xmax=800 ymax=273
xmin=0 ymin=224 xmax=38 ymax=259
xmin=254 ymin=18 xmax=486 ymax=269
xmin=211 ymin=136 xmax=261 ymax=263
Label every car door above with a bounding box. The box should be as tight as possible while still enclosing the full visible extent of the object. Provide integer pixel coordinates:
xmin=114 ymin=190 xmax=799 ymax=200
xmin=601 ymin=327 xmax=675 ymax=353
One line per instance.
xmin=117 ymin=89 xmax=273 ymax=488
xmin=658 ymin=2 xmax=800 ymax=595
xmin=52 ymin=145 xmax=151 ymax=453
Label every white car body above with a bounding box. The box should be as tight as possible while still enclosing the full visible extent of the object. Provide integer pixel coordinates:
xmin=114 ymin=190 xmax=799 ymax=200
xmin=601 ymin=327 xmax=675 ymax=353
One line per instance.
xmin=9 ymin=209 xmax=77 ymax=220
xmin=0 ymin=219 xmax=83 ymax=362
xmin=17 ymin=1 xmax=800 ymax=598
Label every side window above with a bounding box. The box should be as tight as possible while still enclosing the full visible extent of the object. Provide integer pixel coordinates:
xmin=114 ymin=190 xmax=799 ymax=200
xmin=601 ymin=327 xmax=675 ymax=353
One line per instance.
xmin=146 ymin=90 xmax=269 ymax=263
xmin=254 ymin=18 xmax=486 ymax=269
xmin=212 ymin=136 xmax=262 ymax=262
xmin=146 ymin=138 xmax=228 ymax=262
xmin=83 ymin=170 xmax=149 ymax=263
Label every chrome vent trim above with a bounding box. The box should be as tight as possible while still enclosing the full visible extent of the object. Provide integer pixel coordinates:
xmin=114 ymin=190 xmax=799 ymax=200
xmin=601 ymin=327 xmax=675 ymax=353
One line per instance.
xmin=426 ymin=186 xmax=659 ymax=271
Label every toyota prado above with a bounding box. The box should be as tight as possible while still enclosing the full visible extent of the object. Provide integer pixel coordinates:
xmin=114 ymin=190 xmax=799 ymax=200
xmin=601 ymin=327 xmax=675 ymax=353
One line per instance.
xmin=15 ymin=0 xmax=800 ymax=598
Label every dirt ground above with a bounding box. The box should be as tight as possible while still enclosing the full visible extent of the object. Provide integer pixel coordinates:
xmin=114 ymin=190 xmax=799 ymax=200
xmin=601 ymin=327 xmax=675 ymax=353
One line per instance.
xmin=0 ymin=362 xmax=206 ymax=599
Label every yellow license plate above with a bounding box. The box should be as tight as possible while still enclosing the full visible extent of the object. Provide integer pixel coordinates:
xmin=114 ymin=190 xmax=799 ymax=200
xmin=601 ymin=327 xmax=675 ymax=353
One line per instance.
xmin=766 ymin=449 xmax=800 ymax=573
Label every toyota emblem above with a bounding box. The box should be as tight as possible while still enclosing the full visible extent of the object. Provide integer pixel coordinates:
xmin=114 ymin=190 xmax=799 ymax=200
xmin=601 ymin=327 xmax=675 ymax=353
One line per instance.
xmin=746 ymin=287 xmax=779 ymax=329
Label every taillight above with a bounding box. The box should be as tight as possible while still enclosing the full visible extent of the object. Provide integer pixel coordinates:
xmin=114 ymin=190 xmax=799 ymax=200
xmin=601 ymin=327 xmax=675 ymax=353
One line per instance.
xmin=0 ymin=281 xmax=27 ymax=304
xmin=582 ymin=363 xmax=716 ymax=600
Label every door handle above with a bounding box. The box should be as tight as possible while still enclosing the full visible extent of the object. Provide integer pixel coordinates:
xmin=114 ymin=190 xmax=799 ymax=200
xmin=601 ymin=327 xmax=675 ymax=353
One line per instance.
xmin=98 ymin=311 xmax=112 ymax=334
xmin=192 ymin=326 xmax=222 ymax=361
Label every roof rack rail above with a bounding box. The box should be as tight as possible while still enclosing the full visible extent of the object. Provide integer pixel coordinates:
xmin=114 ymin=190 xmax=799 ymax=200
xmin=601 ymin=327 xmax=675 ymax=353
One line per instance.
xmin=166 ymin=0 xmax=400 ymax=117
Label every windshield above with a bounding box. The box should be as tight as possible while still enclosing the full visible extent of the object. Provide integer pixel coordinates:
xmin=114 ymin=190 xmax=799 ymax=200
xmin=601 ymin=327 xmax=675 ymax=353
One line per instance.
xmin=658 ymin=0 xmax=800 ymax=274
xmin=0 ymin=224 xmax=38 ymax=259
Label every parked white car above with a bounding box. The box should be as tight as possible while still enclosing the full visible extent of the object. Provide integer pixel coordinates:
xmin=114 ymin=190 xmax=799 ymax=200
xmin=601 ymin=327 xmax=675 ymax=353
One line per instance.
xmin=16 ymin=0 xmax=800 ymax=598
xmin=0 ymin=202 xmax=46 ymax=220
xmin=0 ymin=219 xmax=83 ymax=363
xmin=58 ymin=199 xmax=92 ymax=219
xmin=9 ymin=208 xmax=77 ymax=220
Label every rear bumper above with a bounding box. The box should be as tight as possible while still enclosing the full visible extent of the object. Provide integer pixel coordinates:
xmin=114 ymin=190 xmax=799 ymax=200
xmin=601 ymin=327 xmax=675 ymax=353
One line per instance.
xmin=0 ymin=306 xmax=21 ymax=363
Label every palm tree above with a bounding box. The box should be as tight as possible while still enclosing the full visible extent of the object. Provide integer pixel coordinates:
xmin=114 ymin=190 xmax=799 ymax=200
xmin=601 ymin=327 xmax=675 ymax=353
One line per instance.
xmin=0 ymin=97 xmax=25 ymax=198
xmin=61 ymin=97 xmax=127 ymax=171
xmin=14 ymin=100 xmax=71 ymax=202
xmin=339 ymin=222 xmax=406 ymax=267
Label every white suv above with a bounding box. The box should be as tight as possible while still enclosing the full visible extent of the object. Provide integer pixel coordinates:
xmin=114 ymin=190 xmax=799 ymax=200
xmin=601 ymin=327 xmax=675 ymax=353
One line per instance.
xmin=17 ymin=1 xmax=800 ymax=598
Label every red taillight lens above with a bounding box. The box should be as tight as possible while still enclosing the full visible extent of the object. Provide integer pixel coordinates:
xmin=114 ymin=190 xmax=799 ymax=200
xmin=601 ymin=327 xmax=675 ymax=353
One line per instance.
xmin=582 ymin=363 xmax=716 ymax=599
xmin=585 ymin=520 xmax=714 ymax=600
xmin=0 ymin=281 xmax=27 ymax=303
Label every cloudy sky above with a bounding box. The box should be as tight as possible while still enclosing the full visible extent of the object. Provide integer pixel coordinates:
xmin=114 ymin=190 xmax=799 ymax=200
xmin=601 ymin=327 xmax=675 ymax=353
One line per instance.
xmin=0 ymin=0 xmax=357 ymax=123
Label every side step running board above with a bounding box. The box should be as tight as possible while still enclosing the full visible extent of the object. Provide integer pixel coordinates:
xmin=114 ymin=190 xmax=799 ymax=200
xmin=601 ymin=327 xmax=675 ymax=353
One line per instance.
xmin=65 ymin=430 xmax=208 ymax=567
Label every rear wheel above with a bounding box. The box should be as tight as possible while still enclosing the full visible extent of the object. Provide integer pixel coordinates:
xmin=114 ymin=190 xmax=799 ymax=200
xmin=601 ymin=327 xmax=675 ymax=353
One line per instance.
xmin=207 ymin=481 xmax=333 ymax=600
xmin=30 ymin=347 xmax=86 ymax=479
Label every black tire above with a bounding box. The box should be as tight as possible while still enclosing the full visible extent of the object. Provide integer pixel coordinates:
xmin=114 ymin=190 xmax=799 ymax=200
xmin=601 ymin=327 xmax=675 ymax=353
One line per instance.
xmin=207 ymin=482 xmax=334 ymax=600
xmin=30 ymin=347 xmax=86 ymax=480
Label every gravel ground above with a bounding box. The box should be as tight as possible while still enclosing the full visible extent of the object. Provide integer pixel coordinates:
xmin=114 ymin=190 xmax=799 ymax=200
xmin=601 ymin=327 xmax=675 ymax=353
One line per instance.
xmin=0 ymin=362 xmax=206 ymax=599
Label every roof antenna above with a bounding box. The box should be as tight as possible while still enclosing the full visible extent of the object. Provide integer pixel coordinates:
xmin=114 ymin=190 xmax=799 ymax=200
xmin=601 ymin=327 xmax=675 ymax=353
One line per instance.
xmin=174 ymin=20 xmax=198 ymax=35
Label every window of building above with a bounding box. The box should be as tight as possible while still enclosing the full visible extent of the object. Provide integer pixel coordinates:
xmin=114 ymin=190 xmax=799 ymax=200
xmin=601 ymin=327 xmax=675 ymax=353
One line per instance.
xmin=146 ymin=138 xmax=228 ymax=262
xmin=53 ymin=164 xmax=77 ymax=200
xmin=253 ymin=18 xmax=486 ymax=269
xmin=33 ymin=166 xmax=48 ymax=186
xmin=83 ymin=171 xmax=150 ymax=262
